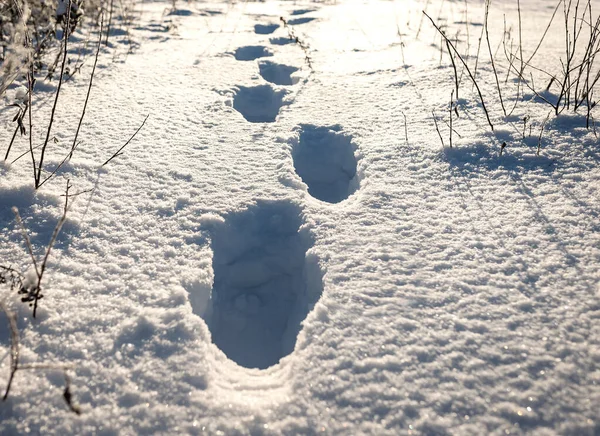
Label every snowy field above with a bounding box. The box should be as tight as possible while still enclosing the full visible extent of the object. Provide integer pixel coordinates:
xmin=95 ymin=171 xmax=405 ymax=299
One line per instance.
xmin=1 ymin=0 xmax=599 ymax=434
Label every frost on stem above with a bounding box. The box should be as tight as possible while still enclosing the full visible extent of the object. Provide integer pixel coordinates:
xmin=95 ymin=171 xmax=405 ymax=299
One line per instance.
xmin=0 ymin=0 xmax=32 ymax=98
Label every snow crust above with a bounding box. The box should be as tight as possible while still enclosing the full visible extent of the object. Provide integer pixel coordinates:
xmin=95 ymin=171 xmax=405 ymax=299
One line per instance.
xmin=0 ymin=0 xmax=599 ymax=434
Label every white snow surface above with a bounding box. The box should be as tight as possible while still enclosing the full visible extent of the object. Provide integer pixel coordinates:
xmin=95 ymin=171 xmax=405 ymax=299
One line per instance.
xmin=1 ymin=0 xmax=600 ymax=434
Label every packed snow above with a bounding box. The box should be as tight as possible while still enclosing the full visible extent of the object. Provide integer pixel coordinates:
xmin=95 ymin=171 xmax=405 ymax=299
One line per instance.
xmin=1 ymin=0 xmax=599 ymax=434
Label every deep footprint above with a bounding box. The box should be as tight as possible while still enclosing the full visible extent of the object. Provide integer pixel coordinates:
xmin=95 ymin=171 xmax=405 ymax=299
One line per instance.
xmin=234 ymin=45 xmax=273 ymax=61
xmin=258 ymin=60 xmax=299 ymax=86
xmin=288 ymin=17 xmax=316 ymax=25
xmin=291 ymin=9 xmax=316 ymax=16
xmin=255 ymin=23 xmax=279 ymax=34
xmin=233 ymin=85 xmax=287 ymax=122
xmin=291 ymin=125 xmax=359 ymax=203
xmin=202 ymin=200 xmax=323 ymax=369
xmin=269 ymin=37 xmax=294 ymax=46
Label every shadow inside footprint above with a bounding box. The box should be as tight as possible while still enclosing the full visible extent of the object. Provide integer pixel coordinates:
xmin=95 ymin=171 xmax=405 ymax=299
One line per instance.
xmin=167 ymin=8 xmax=193 ymax=16
xmin=291 ymin=125 xmax=359 ymax=203
xmin=258 ymin=60 xmax=299 ymax=86
xmin=234 ymin=45 xmax=273 ymax=61
xmin=291 ymin=9 xmax=316 ymax=16
xmin=233 ymin=85 xmax=287 ymax=122
xmin=255 ymin=23 xmax=279 ymax=34
xmin=202 ymin=200 xmax=324 ymax=369
xmin=269 ymin=37 xmax=294 ymax=46
xmin=288 ymin=17 xmax=316 ymax=25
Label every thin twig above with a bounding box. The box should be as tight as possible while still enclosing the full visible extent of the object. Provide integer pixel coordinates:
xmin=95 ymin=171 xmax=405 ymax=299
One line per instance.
xmin=538 ymin=112 xmax=551 ymax=155
xmin=402 ymin=111 xmax=408 ymax=145
xmin=473 ymin=20 xmax=485 ymax=84
xmin=416 ymin=0 xmax=431 ymax=39
xmin=445 ymin=38 xmax=459 ymax=101
xmin=105 ymin=0 xmax=114 ymax=46
xmin=27 ymin=32 xmax=36 ymax=186
xmin=527 ymin=0 xmax=562 ymax=66
xmin=101 ymin=114 xmax=149 ymax=167
xmin=432 ymin=110 xmax=445 ymax=148
xmin=424 ymin=11 xmax=494 ymax=131
xmin=37 ymin=143 xmax=81 ymax=189
xmin=1 ymin=299 xmax=19 ymax=401
xmin=69 ymin=13 xmax=104 ymax=161
xmin=484 ymin=0 xmax=506 ymax=116
xmin=35 ymin=0 xmax=72 ymax=188
xmin=5 ymin=126 xmax=19 ymax=162
xmin=449 ymin=90 xmax=454 ymax=148
xmin=32 ymin=179 xmax=72 ymax=317
xmin=13 ymin=209 xmax=40 ymax=277
xmin=280 ymin=17 xmax=313 ymax=71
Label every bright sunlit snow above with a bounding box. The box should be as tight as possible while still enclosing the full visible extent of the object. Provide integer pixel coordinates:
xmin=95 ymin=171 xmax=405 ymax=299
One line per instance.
xmin=1 ymin=0 xmax=599 ymax=434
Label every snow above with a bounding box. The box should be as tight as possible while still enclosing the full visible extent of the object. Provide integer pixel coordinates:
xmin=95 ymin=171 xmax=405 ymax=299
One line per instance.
xmin=1 ymin=0 xmax=599 ymax=434
xmin=289 ymin=125 xmax=359 ymax=203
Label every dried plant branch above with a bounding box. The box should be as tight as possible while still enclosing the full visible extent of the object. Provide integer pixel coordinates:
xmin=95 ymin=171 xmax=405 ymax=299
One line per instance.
xmin=432 ymin=110 xmax=445 ymax=148
xmin=449 ymin=90 xmax=454 ymax=148
xmin=69 ymin=12 xmax=104 ymax=161
xmin=106 ymin=0 xmax=115 ymax=46
xmin=0 ymin=295 xmax=80 ymax=413
xmin=538 ymin=111 xmax=551 ymax=155
xmin=446 ymin=39 xmax=459 ymax=101
xmin=101 ymin=114 xmax=149 ymax=167
xmin=402 ymin=111 xmax=408 ymax=145
xmin=424 ymin=11 xmax=494 ymax=131
xmin=35 ymin=0 xmax=73 ymax=188
xmin=280 ymin=17 xmax=313 ymax=71
xmin=13 ymin=209 xmax=40 ymax=278
xmin=0 ymin=298 xmax=19 ymax=401
xmin=484 ymin=0 xmax=506 ymax=116
xmin=12 ymin=179 xmax=73 ymax=318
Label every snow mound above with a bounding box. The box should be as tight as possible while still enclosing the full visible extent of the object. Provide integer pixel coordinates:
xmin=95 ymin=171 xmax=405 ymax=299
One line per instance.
xmin=200 ymin=200 xmax=323 ymax=369
xmin=291 ymin=125 xmax=360 ymax=203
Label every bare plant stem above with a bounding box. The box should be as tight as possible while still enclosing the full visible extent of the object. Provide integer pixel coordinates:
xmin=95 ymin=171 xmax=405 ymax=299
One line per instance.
xmin=35 ymin=0 xmax=72 ymax=188
xmin=464 ymin=0 xmax=470 ymax=56
xmin=101 ymin=114 xmax=149 ymax=167
xmin=105 ymin=0 xmax=114 ymax=46
xmin=34 ymin=180 xmax=71 ymax=317
xmin=13 ymin=210 xmax=39 ymax=276
xmin=0 ymin=296 xmax=79 ymax=412
xmin=424 ymin=11 xmax=494 ymax=131
xmin=432 ymin=110 xmax=445 ymax=148
xmin=4 ymin=102 xmax=28 ymax=162
xmin=1 ymin=299 xmax=19 ymax=401
xmin=538 ymin=112 xmax=551 ymax=155
xmin=473 ymin=22 xmax=485 ymax=84
xmin=446 ymin=39 xmax=459 ymax=101
xmin=416 ymin=0 xmax=431 ymax=39
xmin=449 ymin=91 xmax=454 ymax=148
xmin=13 ymin=179 xmax=72 ymax=318
xmin=516 ymin=0 xmax=525 ymax=99
xmin=25 ymin=21 xmax=37 ymax=185
xmin=280 ymin=17 xmax=313 ymax=71
xmin=527 ymin=0 xmax=562 ymax=67
xmin=69 ymin=13 xmax=104 ymax=161
xmin=397 ymin=23 xmax=406 ymax=67
xmin=402 ymin=111 xmax=408 ymax=145
xmin=484 ymin=0 xmax=506 ymax=116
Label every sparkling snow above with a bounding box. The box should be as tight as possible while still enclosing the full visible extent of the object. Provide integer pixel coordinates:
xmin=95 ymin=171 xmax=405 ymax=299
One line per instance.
xmin=1 ymin=0 xmax=599 ymax=434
